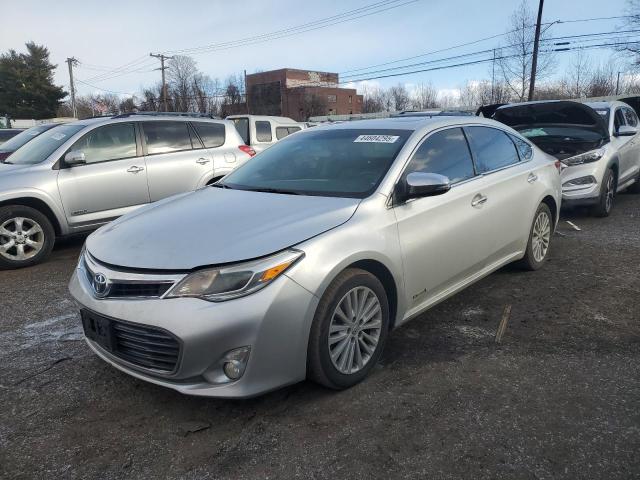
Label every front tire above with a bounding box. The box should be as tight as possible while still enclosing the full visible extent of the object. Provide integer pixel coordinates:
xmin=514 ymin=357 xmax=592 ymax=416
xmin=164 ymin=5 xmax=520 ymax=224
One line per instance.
xmin=518 ymin=203 xmax=553 ymax=271
xmin=0 ymin=205 xmax=55 ymax=270
xmin=307 ymin=268 xmax=389 ymax=390
xmin=592 ymin=168 xmax=616 ymax=217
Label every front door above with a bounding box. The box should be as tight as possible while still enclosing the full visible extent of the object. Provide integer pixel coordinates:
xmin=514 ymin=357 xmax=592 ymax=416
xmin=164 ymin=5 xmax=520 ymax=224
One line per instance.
xmin=616 ymin=107 xmax=640 ymax=184
xmin=57 ymin=122 xmax=150 ymax=228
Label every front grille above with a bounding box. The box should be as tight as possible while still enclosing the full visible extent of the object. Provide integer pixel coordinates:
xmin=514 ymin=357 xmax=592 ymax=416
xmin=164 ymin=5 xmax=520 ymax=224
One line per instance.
xmin=83 ymin=256 xmax=175 ymax=299
xmin=112 ymin=321 xmax=180 ymax=373
xmin=108 ymin=282 xmax=173 ymax=298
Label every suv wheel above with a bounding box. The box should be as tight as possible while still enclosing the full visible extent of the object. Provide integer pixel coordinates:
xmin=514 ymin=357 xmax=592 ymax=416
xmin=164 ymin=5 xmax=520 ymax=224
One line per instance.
xmin=592 ymin=168 xmax=616 ymax=217
xmin=0 ymin=205 xmax=55 ymax=269
xmin=308 ymin=268 xmax=389 ymax=390
xmin=518 ymin=203 xmax=553 ymax=271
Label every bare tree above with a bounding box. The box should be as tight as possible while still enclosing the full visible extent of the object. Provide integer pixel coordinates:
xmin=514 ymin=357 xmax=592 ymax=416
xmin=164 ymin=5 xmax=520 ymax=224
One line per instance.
xmin=389 ymin=84 xmax=411 ymax=111
xmin=585 ymin=61 xmax=619 ymax=97
xmin=167 ymin=55 xmax=198 ymax=112
xmin=498 ymin=0 xmax=555 ymax=101
xmin=411 ymin=83 xmax=439 ymax=110
xmin=561 ymin=51 xmax=592 ymax=98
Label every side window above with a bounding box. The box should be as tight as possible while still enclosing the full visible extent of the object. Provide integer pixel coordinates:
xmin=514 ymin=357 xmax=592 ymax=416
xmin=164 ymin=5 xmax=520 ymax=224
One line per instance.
xmin=509 ymin=134 xmax=533 ymax=161
xmin=255 ymin=121 xmax=272 ymax=142
xmin=623 ymin=107 xmax=638 ymax=127
xmin=69 ymin=123 xmax=137 ymax=164
xmin=276 ymin=126 xmax=289 ymax=140
xmin=193 ymin=122 xmax=225 ymax=148
xmin=143 ymin=121 xmax=193 ymax=155
xmin=465 ymin=126 xmax=519 ymax=173
xmin=404 ymin=127 xmax=475 ymax=184
xmin=232 ymin=118 xmax=249 ymax=144
xmin=288 ymin=126 xmax=301 ymax=135
xmin=614 ymin=109 xmax=626 ymax=131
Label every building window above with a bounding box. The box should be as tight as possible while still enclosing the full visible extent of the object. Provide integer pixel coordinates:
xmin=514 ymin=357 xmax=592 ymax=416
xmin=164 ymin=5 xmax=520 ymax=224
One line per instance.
xmin=348 ymin=96 xmax=352 ymax=104
xmin=328 ymin=94 xmax=337 ymax=103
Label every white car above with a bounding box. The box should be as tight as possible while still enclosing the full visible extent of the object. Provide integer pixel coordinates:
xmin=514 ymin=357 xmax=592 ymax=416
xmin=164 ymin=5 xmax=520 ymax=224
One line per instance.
xmin=494 ymin=100 xmax=640 ymax=216
xmin=227 ymin=115 xmax=305 ymax=153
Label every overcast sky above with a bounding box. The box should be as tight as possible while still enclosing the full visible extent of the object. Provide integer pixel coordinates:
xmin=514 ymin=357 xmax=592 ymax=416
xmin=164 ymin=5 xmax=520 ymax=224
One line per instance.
xmin=0 ymin=0 xmax=632 ymax=100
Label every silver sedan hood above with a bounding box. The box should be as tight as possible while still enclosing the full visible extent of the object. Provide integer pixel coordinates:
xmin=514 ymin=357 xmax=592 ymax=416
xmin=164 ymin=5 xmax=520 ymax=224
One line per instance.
xmin=86 ymin=187 xmax=360 ymax=270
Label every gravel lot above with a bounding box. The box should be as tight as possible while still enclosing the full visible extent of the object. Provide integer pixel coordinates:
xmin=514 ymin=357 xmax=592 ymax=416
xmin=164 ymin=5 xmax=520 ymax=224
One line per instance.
xmin=1 ymin=193 xmax=639 ymax=480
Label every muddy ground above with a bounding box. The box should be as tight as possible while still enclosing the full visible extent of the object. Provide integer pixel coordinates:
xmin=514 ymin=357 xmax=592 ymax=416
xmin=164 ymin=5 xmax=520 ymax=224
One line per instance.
xmin=1 ymin=194 xmax=639 ymax=480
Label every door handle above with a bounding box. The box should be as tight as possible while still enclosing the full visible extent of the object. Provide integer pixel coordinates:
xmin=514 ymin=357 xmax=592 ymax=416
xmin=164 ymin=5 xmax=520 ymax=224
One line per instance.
xmin=196 ymin=158 xmax=210 ymax=165
xmin=127 ymin=166 xmax=144 ymax=174
xmin=471 ymin=194 xmax=488 ymax=208
xmin=527 ymin=173 xmax=538 ymax=183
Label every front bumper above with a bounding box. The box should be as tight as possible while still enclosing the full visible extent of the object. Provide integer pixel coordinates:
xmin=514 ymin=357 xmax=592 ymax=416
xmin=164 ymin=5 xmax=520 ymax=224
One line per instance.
xmin=560 ymin=162 xmax=603 ymax=205
xmin=69 ymin=259 xmax=319 ymax=398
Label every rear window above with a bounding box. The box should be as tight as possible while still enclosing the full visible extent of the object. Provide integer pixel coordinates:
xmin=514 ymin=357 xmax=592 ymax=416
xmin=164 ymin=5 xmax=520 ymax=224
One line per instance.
xmin=143 ymin=121 xmax=193 ymax=155
xmin=232 ymin=118 xmax=249 ymax=144
xmin=275 ymin=126 xmax=301 ymax=140
xmin=255 ymin=121 xmax=272 ymax=142
xmin=193 ymin=122 xmax=225 ymax=148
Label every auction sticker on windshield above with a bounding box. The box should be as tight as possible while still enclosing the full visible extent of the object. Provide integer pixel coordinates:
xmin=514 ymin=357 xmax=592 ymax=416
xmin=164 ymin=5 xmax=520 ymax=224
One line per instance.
xmin=354 ymin=134 xmax=400 ymax=143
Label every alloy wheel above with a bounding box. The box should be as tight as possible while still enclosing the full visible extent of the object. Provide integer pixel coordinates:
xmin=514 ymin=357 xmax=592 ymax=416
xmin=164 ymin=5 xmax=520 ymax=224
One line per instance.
xmin=328 ymin=286 xmax=382 ymax=375
xmin=532 ymin=211 xmax=551 ymax=263
xmin=605 ymin=174 xmax=615 ymax=213
xmin=0 ymin=217 xmax=45 ymax=261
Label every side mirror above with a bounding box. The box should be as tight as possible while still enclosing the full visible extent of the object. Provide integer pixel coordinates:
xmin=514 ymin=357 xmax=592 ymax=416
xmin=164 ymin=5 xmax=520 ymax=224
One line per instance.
xmin=615 ymin=125 xmax=637 ymax=137
xmin=64 ymin=150 xmax=86 ymax=166
xmin=395 ymin=172 xmax=451 ymax=203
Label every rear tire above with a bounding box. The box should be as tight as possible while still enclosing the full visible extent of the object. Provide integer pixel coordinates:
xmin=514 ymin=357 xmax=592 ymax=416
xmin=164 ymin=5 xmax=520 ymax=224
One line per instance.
xmin=0 ymin=205 xmax=55 ymax=270
xmin=518 ymin=203 xmax=553 ymax=271
xmin=307 ymin=268 xmax=389 ymax=390
xmin=592 ymin=168 xmax=616 ymax=217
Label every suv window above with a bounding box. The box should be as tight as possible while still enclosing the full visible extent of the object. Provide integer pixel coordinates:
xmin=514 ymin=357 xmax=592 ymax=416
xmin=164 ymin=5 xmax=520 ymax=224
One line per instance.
xmin=465 ymin=126 xmax=519 ymax=173
xmin=70 ymin=123 xmax=137 ymax=164
xmin=232 ymin=118 xmax=249 ymax=144
xmin=614 ymin=109 xmax=626 ymax=131
xmin=275 ymin=126 xmax=300 ymax=140
xmin=193 ymin=122 xmax=225 ymax=148
xmin=404 ymin=127 xmax=475 ymax=183
xmin=255 ymin=121 xmax=272 ymax=142
xmin=143 ymin=121 xmax=193 ymax=155
xmin=622 ymin=107 xmax=638 ymax=127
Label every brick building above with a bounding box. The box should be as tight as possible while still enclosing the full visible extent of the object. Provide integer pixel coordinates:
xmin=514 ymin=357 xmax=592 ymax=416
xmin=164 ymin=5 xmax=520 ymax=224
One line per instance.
xmin=245 ymin=68 xmax=363 ymax=121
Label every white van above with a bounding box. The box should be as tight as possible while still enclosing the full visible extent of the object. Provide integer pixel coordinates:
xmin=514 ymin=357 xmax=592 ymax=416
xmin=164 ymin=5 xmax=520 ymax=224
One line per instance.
xmin=227 ymin=115 xmax=305 ymax=153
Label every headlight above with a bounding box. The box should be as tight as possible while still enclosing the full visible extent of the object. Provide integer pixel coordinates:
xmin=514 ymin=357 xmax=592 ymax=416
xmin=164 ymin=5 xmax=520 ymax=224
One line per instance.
xmin=561 ymin=147 xmax=606 ymax=166
xmin=166 ymin=249 xmax=304 ymax=302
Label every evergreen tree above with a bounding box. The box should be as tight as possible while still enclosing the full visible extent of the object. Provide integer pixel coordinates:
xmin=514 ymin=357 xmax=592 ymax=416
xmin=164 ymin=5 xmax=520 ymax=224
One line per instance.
xmin=0 ymin=42 xmax=66 ymax=119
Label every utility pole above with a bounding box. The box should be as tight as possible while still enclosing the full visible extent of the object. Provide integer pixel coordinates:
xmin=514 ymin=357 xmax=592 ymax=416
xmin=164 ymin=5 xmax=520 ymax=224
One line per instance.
xmin=616 ymin=71 xmax=622 ymax=95
xmin=528 ymin=0 xmax=544 ymax=101
xmin=66 ymin=57 xmax=78 ymax=118
xmin=491 ymin=48 xmax=496 ymax=104
xmin=244 ymin=69 xmax=249 ymax=114
xmin=150 ymin=53 xmax=174 ymax=112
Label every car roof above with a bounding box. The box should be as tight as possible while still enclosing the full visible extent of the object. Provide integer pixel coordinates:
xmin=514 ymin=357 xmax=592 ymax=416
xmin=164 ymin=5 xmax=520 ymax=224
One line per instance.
xmin=70 ymin=115 xmax=232 ymax=128
xmin=226 ymin=115 xmax=299 ymax=124
xmin=311 ymin=115 xmax=503 ymax=133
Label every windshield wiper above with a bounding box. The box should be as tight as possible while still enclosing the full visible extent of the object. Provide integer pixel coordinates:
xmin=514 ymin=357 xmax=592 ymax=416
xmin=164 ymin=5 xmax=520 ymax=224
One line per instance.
xmin=209 ymin=183 xmax=231 ymax=189
xmin=244 ymin=187 xmax=301 ymax=195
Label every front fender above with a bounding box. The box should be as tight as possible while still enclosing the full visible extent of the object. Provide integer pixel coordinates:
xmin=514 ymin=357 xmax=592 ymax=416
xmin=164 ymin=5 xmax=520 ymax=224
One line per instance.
xmin=0 ymin=187 xmax=69 ymax=234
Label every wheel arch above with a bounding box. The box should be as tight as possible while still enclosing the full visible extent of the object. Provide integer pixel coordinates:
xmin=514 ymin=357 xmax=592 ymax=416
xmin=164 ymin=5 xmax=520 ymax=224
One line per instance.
xmin=540 ymin=195 xmax=558 ymax=228
xmin=0 ymin=196 xmax=63 ymax=235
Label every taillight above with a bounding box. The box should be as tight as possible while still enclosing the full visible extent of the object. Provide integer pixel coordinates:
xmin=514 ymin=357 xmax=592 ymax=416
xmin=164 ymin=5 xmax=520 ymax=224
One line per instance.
xmin=239 ymin=145 xmax=256 ymax=157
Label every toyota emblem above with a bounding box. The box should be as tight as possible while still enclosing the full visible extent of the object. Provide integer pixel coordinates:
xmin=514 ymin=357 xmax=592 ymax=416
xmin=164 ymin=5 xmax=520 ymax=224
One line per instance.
xmin=92 ymin=272 xmax=110 ymax=298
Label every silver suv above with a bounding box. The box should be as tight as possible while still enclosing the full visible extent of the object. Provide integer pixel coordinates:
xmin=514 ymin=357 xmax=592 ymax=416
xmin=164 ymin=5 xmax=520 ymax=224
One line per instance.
xmin=0 ymin=113 xmax=253 ymax=269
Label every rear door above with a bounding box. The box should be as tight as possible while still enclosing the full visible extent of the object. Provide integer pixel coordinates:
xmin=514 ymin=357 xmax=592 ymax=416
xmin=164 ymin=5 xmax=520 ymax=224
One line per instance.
xmin=57 ymin=122 xmax=150 ymax=227
xmin=191 ymin=121 xmax=233 ymax=177
xmin=464 ymin=126 xmax=541 ymax=264
xmin=142 ymin=121 xmax=213 ymax=201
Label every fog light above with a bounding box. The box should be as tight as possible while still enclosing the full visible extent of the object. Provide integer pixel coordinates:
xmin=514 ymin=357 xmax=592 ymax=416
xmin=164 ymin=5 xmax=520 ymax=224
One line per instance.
xmin=221 ymin=346 xmax=250 ymax=380
xmin=223 ymin=360 xmax=243 ymax=379
xmin=563 ymin=175 xmax=596 ymax=187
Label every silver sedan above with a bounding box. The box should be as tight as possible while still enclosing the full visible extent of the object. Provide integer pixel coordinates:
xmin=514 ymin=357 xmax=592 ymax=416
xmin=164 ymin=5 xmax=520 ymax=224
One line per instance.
xmin=69 ymin=116 xmax=561 ymax=398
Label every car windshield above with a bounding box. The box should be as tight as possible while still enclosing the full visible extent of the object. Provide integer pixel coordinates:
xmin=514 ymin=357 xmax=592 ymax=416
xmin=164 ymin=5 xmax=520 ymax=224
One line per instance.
xmin=516 ymin=126 xmax=604 ymax=142
xmin=221 ymin=128 xmax=412 ymax=198
xmin=0 ymin=124 xmax=57 ymax=154
xmin=5 ymin=124 xmax=85 ymax=164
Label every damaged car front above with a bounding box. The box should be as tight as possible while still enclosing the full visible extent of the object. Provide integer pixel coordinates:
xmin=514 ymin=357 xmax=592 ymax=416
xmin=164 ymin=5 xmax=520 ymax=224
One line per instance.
xmin=492 ymin=100 xmax=636 ymax=216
